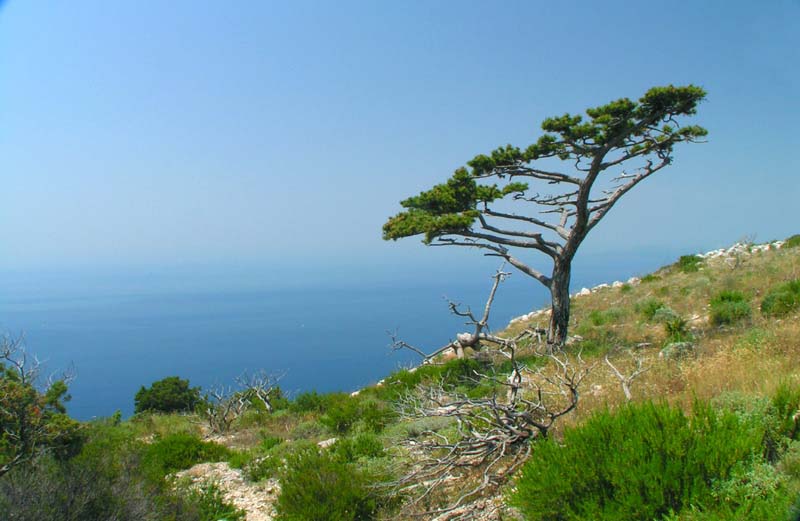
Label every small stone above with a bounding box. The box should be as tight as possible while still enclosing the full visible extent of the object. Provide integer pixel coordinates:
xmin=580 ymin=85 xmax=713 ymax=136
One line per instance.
xmin=317 ymin=437 xmax=337 ymax=449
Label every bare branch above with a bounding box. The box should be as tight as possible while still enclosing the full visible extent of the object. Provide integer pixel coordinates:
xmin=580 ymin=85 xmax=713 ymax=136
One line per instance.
xmin=604 ymin=350 xmax=650 ymax=401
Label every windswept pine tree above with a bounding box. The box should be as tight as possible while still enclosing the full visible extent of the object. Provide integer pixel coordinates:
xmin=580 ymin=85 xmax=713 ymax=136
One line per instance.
xmin=384 ymin=85 xmax=707 ymax=349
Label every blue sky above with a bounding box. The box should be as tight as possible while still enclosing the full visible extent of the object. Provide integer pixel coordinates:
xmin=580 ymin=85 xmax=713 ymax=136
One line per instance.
xmin=1 ymin=1 xmax=798 ymax=292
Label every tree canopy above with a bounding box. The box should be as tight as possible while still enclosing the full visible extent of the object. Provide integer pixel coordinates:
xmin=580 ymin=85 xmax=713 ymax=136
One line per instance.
xmin=384 ymin=85 xmax=707 ymax=347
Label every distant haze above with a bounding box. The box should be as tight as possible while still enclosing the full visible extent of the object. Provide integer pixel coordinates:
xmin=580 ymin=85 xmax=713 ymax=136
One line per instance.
xmin=1 ymin=1 xmax=798 ymax=290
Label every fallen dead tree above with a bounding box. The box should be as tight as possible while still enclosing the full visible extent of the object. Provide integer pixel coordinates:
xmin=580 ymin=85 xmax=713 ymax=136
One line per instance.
xmin=387 ymin=269 xmax=592 ymax=518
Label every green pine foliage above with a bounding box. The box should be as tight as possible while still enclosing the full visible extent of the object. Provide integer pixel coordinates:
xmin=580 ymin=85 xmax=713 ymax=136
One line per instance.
xmin=134 ymin=376 xmax=201 ymax=414
xmin=383 ymin=85 xmax=707 ymax=245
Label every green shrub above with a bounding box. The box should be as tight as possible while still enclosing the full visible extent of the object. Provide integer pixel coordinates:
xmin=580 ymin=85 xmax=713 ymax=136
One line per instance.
xmin=710 ymin=290 xmax=752 ymax=326
xmin=510 ymin=401 xmax=766 ymax=520
xmin=259 ymin=435 xmax=283 ymax=451
xmin=242 ymin=439 xmax=313 ymax=482
xmin=772 ymin=384 xmax=800 ymax=442
xmin=182 ymin=482 xmax=246 ymax=521
xmin=331 ymin=433 xmax=385 ymax=463
xmin=289 ymin=390 xmax=326 ymax=413
xmin=761 ymin=280 xmax=800 ymax=317
xmin=319 ymin=393 xmax=362 ymax=434
xmin=134 ymin=376 xmax=201 ymax=414
xmin=664 ymin=315 xmax=691 ymax=342
xmin=641 ymin=273 xmax=661 ymax=283
xmin=620 ymin=283 xmax=633 ymax=293
xmin=141 ymin=433 xmax=231 ymax=482
xmin=358 ymin=398 xmax=396 ymax=433
xmin=0 ymin=424 xmax=208 ymax=521
xmin=678 ymin=254 xmax=703 ymax=273
xmin=638 ymin=298 xmax=665 ymax=321
xmin=587 ymin=308 xmax=624 ymax=326
xmin=275 ymin=448 xmax=382 ymax=521
xmin=784 ymin=235 xmax=800 ymax=249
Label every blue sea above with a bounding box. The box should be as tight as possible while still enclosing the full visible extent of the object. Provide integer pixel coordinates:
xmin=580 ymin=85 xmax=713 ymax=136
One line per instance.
xmin=0 ymin=251 xmax=682 ymax=419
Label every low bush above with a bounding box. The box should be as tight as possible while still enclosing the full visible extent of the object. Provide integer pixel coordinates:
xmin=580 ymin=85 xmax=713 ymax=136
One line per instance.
xmin=332 ymin=433 xmax=385 ymax=463
xmin=761 ymin=280 xmax=800 ymax=317
xmin=664 ymin=315 xmax=691 ymax=343
xmin=275 ymin=447 xmax=384 ymax=520
xmin=637 ymin=298 xmax=665 ymax=321
xmin=319 ymin=393 xmax=361 ymax=434
xmin=182 ymin=482 xmax=246 ymax=521
xmin=289 ymin=390 xmax=326 ymax=413
xmin=784 ymin=234 xmax=800 ymax=249
xmin=0 ymin=423 xmax=209 ymax=521
xmin=641 ymin=273 xmax=661 ymax=283
xmin=652 ymin=306 xmax=679 ymax=324
xmin=510 ymin=401 xmax=766 ymax=520
xmin=587 ymin=308 xmax=624 ymax=326
xmin=710 ymin=290 xmax=752 ymax=326
xmin=677 ymin=255 xmax=703 ymax=273
xmin=772 ymin=384 xmax=800 ymax=442
xmin=140 ymin=433 xmax=231 ymax=482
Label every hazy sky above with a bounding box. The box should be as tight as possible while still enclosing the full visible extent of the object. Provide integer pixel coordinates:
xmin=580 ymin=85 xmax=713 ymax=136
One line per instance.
xmin=2 ymin=1 xmax=798 ymax=290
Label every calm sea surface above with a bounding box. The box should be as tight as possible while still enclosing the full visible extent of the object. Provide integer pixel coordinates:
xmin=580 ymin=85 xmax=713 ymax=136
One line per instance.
xmin=0 ymin=253 xmax=678 ymax=419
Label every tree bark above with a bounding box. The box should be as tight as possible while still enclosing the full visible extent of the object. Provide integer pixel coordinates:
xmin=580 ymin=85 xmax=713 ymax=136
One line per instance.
xmin=547 ymin=261 xmax=571 ymax=350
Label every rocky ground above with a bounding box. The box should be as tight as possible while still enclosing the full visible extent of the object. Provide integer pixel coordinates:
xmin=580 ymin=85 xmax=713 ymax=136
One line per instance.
xmin=175 ymin=462 xmax=280 ymax=521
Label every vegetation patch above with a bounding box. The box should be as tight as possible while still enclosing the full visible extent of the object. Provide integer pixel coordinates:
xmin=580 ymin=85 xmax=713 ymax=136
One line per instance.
xmin=510 ymin=400 xmax=775 ymax=520
xmin=637 ymin=298 xmax=666 ymax=321
xmin=784 ymin=234 xmax=800 ymax=249
xmin=677 ymin=254 xmax=703 ymax=273
xmin=134 ymin=376 xmax=201 ymax=414
xmin=761 ymin=280 xmax=800 ymax=317
xmin=275 ymin=447 xmax=388 ymax=521
xmin=710 ymin=290 xmax=752 ymax=326
xmin=141 ymin=433 xmax=231 ymax=482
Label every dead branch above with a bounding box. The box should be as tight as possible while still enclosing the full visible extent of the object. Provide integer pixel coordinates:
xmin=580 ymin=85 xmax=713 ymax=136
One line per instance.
xmin=389 ymin=349 xmax=591 ymax=517
xmin=604 ymin=349 xmax=650 ymax=402
xmin=202 ymin=370 xmax=285 ymax=433
xmin=389 ymin=267 xmax=513 ymax=362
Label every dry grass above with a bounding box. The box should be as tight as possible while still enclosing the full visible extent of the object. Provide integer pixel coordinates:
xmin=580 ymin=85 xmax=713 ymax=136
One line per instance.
xmin=497 ymin=245 xmax=800 ymax=431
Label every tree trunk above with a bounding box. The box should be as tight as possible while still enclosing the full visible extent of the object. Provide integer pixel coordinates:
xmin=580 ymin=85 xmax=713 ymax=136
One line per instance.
xmin=547 ymin=261 xmax=572 ymax=350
